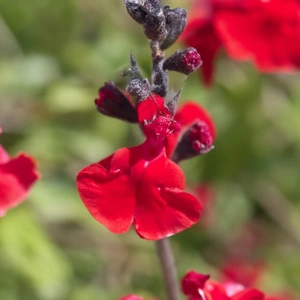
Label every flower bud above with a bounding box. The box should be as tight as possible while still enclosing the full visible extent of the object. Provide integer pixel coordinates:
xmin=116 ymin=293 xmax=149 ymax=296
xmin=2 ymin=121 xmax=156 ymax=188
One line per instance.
xmin=126 ymin=78 xmax=151 ymax=102
xmin=164 ymin=48 xmax=202 ymax=75
xmin=95 ymin=82 xmax=138 ymax=123
xmin=123 ymin=0 xmax=167 ymax=42
xmin=160 ymin=6 xmax=187 ymax=50
xmin=144 ymin=13 xmax=167 ymax=41
xmin=172 ymin=120 xmax=214 ymax=163
xmin=123 ymin=0 xmax=147 ymax=24
xmin=143 ymin=0 xmax=161 ymax=14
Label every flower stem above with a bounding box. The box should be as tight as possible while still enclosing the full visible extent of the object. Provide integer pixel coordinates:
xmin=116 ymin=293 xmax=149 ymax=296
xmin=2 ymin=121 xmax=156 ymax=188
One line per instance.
xmin=155 ymin=238 xmax=180 ymax=300
xmin=150 ymin=41 xmax=168 ymax=97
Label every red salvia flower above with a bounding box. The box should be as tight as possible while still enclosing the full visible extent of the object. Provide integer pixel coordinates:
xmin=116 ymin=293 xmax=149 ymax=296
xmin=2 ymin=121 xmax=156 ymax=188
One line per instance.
xmin=181 ymin=0 xmax=300 ymax=85
xmin=77 ymin=94 xmax=203 ymax=240
xmin=0 ymin=127 xmax=40 ymax=216
xmin=215 ymin=0 xmax=300 ymax=71
xmin=181 ymin=270 xmax=296 ymax=300
xmin=77 ymin=1 xmax=215 ymax=240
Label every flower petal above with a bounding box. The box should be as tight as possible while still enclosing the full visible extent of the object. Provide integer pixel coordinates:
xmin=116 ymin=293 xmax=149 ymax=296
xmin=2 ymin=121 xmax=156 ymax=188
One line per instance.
xmin=175 ymin=102 xmax=216 ymax=136
xmin=231 ymin=288 xmax=265 ymax=300
xmin=181 ymin=271 xmax=210 ymax=297
xmin=204 ymin=280 xmax=229 ymax=300
xmin=0 ymin=153 xmax=39 ymax=216
xmin=77 ymin=149 xmax=136 ymax=234
xmin=215 ymin=1 xmax=300 ymax=72
xmin=137 ymin=94 xmax=170 ymax=124
xmin=134 ymin=155 xmax=201 ymax=240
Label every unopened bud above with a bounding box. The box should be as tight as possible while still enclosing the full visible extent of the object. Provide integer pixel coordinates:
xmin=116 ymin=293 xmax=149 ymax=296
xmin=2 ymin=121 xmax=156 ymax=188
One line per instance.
xmin=95 ymin=82 xmax=138 ymax=123
xmin=144 ymin=13 xmax=167 ymax=41
xmin=123 ymin=0 xmax=147 ymax=24
xmin=144 ymin=0 xmax=161 ymax=15
xmin=172 ymin=120 xmax=214 ymax=163
xmin=124 ymin=0 xmax=167 ymax=42
xmin=164 ymin=48 xmax=202 ymax=75
xmin=160 ymin=6 xmax=187 ymax=50
xmin=126 ymin=78 xmax=151 ymax=102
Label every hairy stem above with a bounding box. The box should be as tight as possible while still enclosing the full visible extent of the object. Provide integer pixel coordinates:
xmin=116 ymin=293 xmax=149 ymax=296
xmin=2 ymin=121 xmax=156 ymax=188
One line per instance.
xmin=150 ymin=41 xmax=168 ymax=97
xmin=155 ymin=238 xmax=180 ymax=300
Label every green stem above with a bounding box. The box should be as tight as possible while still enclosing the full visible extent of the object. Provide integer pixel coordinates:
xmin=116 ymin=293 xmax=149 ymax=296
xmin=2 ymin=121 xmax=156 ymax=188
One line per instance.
xmin=155 ymin=238 xmax=180 ymax=300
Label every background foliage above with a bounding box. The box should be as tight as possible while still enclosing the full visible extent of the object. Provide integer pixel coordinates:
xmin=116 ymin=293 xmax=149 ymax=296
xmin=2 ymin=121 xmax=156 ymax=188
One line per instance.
xmin=0 ymin=0 xmax=300 ymax=299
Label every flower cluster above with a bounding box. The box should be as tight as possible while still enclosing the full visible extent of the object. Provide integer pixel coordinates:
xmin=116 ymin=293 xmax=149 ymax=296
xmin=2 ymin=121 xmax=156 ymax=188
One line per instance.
xmin=76 ymin=0 xmax=216 ymax=240
xmin=181 ymin=0 xmax=300 ymax=85
xmin=0 ymin=127 xmax=39 ymax=216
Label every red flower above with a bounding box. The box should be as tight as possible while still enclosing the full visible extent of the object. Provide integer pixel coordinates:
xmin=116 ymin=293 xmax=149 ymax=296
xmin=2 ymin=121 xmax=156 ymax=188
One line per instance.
xmin=181 ymin=0 xmax=300 ymax=85
xmin=215 ymin=0 xmax=300 ymax=71
xmin=182 ymin=270 xmax=265 ymax=300
xmin=181 ymin=270 xmax=296 ymax=300
xmin=0 ymin=128 xmax=39 ymax=216
xmin=221 ymin=259 xmax=265 ymax=287
xmin=77 ymin=94 xmax=203 ymax=240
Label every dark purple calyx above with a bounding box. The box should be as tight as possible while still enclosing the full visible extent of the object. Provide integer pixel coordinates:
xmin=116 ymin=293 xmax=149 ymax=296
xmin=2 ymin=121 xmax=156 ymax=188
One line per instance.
xmin=160 ymin=6 xmax=187 ymax=50
xmin=95 ymin=82 xmax=138 ymax=123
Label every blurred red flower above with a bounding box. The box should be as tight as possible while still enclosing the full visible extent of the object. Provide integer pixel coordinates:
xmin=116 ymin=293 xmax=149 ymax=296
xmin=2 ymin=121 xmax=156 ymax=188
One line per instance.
xmin=181 ymin=270 xmax=295 ymax=300
xmin=221 ymin=259 xmax=265 ymax=287
xmin=77 ymin=93 xmax=216 ymax=240
xmin=181 ymin=0 xmax=300 ymax=85
xmin=0 ymin=127 xmax=40 ymax=216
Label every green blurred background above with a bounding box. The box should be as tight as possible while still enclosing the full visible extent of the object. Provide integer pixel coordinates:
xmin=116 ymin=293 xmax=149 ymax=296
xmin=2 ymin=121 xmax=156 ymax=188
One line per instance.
xmin=0 ymin=0 xmax=300 ymax=299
